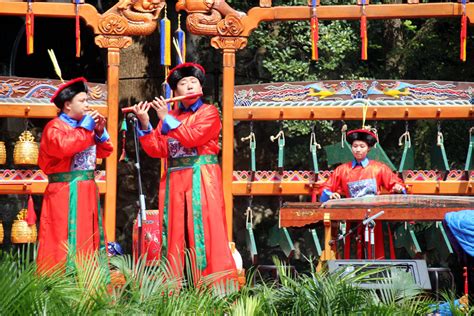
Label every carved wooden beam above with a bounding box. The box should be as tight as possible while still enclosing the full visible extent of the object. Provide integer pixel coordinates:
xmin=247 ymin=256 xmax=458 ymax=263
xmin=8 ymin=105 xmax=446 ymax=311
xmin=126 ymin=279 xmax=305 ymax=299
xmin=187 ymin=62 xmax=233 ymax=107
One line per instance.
xmin=178 ymin=2 xmax=474 ymax=39
xmin=0 ymin=1 xmax=166 ymax=37
xmin=233 ymin=106 xmax=474 ymax=121
xmin=242 ymin=3 xmax=474 ymax=36
xmin=0 ymin=2 xmax=100 ymax=32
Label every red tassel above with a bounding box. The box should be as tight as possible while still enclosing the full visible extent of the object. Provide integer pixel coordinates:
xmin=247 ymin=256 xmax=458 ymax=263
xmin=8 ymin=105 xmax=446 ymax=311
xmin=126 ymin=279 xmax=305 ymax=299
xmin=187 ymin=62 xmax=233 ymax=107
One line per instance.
xmin=119 ymin=131 xmax=127 ymax=161
xmin=360 ymin=15 xmax=368 ymax=60
xmin=26 ymin=12 xmax=34 ymax=55
xmin=311 ymin=17 xmax=319 ymax=61
xmin=75 ymin=12 xmax=81 ymax=58
xmin=463 ymin=267 xmax=468 ymax=295
xmin=26 ymin=195 xmax=37 ymax=226
xmin=460 ymin=14 xmax=467 ymax=62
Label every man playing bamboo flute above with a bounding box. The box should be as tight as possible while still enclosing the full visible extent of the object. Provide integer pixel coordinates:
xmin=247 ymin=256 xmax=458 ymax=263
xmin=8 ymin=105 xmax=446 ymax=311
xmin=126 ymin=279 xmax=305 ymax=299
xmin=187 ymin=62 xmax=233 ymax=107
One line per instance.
xmin=37 ymin=78 xmax=113 ymax=273
xmin=131 ymin=63 xmax=238 ymax=286
xmin=319 ymin=128 xmax=406 ymax=259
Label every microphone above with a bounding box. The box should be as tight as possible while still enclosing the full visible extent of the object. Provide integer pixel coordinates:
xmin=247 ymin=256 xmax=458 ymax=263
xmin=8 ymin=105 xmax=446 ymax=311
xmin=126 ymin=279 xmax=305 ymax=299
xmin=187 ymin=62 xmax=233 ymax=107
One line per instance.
xmin=362 ymin=210 xmax=385 ymax=225
xmin=328 ymin=235 xmax=343 ymax=246
xmin=126 ymin=112 xmax=137 ymax=122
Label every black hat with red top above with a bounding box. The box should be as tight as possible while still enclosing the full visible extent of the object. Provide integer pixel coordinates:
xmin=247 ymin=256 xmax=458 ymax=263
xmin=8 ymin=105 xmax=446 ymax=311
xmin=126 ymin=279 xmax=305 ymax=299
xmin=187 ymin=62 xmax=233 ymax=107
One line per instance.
xmin=166 ymin=62 xmax=205 ymax=90
xmin=347 ymin=128 xmax=378 ymax=147
xmin=50 ymin=77 xmax=88 ymax=109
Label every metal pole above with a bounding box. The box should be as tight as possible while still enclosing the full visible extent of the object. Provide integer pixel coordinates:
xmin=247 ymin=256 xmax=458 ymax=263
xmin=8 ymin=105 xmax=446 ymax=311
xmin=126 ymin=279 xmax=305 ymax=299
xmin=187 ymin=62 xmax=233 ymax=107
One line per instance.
xmin=129 ymin=114 xmax=147 ymax=259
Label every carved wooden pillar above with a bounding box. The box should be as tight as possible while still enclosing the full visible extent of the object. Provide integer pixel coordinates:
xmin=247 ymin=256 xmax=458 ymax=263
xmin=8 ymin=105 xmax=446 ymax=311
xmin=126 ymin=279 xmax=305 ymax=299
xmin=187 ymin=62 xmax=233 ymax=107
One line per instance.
xmin=211 ymin=36 xmax=247 ymax=240
xmin=95 ymin=35 xmax=132 ymax=241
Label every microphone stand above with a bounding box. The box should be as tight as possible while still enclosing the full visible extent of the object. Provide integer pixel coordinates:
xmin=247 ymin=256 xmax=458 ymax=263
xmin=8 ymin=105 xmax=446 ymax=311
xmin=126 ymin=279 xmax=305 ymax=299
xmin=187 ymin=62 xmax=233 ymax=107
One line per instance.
xmin=365 ymin=216 xmax=376 ymax=259
xmin=329 ymin=210 xmax=384 ymax=259
xmin=129 ymin=114 xmax=147 ymax=260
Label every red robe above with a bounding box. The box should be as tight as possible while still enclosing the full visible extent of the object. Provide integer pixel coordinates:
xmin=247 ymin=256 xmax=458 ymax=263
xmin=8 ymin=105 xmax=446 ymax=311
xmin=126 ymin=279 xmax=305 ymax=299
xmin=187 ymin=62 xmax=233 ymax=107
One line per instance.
xmin=319 ymin=159 xmax=405 ymax=259
xmin=37 ymin=115 xmax=113 ymax=273
xmin=139 ymin=102 xmax=237 ymax=283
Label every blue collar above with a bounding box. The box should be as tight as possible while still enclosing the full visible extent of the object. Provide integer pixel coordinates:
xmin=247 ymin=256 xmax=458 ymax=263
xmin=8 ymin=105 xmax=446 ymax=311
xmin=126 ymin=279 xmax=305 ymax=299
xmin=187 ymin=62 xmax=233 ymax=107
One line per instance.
xmin=59 ymin=112 xmax=79 ymax=128
xmin=352 ymin=157 xmax=369 ymax=168
xmin=178 ymin=98 xmax=203 ymax=112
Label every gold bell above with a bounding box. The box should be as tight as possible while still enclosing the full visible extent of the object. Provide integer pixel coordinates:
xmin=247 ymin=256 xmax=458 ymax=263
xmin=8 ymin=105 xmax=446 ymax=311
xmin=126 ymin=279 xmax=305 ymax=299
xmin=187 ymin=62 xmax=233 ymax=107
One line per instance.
xmin=11 ymin=209 xmax=37 ymax=244
xmin=0 ymin=141 xmax=6 ymax=165
xmin=0 ymin=221 xmax=4 ymax=244
xmin=13 ymin=131 xmax=39 ymax=166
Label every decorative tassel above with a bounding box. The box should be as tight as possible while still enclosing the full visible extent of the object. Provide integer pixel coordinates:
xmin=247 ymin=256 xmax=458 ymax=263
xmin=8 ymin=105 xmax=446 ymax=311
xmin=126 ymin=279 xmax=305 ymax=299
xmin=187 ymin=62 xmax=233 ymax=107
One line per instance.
xmin=26 ymin=195 xmax=37 ymax=225
xmin=464 ymin=267 xmax=469 ymax=297
xmin=75 ymin=0 xmax=81 ymax=58
xmin=174 ymin=14 xmax=186 ymax=64
xmin=160 ymin=7 xmax=171 ymax=66
xmin=26 ymin=0 xmax=34 ymax=55
xmin=311 ymin=16 xmax=319 ymax=60
xmin=460 ymin=14 xmax=467 ymax=62
xmin=310 ymin=1 xmax=318 ymax=61
xmin=119 ymin=119 xmax=128 ymax=162
xmin=162 ymin=66 xmax=173 ymax=111
xmin=360 ymin=14 xmax=368 ymax=60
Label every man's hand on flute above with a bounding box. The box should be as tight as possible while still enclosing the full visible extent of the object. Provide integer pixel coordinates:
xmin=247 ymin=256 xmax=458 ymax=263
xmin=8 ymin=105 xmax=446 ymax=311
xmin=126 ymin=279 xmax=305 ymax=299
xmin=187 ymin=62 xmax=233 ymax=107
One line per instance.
xmin=94 ymin=115 xmax=106 ymax=137
xmin=131 ymin=101 xmax=151 ymax=129
xmin=87 ymin=109 xmax=106 ymax=136
xmin=148 ymin=96 xmax=169 ymax=121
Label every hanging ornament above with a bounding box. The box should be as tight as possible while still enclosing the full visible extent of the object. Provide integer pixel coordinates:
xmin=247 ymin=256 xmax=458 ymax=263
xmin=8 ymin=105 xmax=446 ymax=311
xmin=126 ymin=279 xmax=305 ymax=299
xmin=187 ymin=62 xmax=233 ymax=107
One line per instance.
xmin=310 ymin=0 xmax=319 ymax=61
xmin=11 ymin=208 xmax=37 ymax=244
xmin=75 ymin=0 xmax=82 ymax=58
xmin=174 ymin=14 xmax=186 ymax=64
xmin=26 ymin=195 xmax=37 ymax=226
xmin=26 ymin=0 xmax=34 ymax=55
xmin=162 ymin=66 xmax=172 ymax=111
xmin=0 ymin=141 xmax=6 ymax=165
xmin=119 ymin=118 xmax=128 ymax=162
xmin=0 ymin=221 xmax=3 ymax=244
xmin=13 ymin=130 xmax=39 ymax=166
xmin=160 ymin=6 xmax=171 ymax=67
xmin=360 ymin=0 xmax=368 ymax=60
xmin=460 ymin=0 xmax=467 ymax=62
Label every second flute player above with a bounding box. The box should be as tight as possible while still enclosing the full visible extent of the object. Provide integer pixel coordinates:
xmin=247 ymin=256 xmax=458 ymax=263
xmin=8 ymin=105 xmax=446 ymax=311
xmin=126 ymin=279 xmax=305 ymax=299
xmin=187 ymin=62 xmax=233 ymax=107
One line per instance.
xmin=130 ymin=63 xmax=238 ymax=289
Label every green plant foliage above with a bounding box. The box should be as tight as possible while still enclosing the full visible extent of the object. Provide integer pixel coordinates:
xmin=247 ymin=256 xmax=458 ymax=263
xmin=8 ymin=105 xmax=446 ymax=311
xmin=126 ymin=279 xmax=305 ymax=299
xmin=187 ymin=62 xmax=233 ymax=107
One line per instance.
xmin=1 ymin=248 xmax=469 ymax=315
xmin=247 ymin=19 xmax=361 ymax=83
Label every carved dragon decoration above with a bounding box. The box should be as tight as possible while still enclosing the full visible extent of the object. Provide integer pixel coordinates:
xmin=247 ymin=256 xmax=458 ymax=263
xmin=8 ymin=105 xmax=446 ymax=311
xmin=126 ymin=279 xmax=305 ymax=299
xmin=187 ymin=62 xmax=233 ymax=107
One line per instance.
xmin=176 ymin=0 xmax=246 ymax=36
xmin=99 ymin=0 xmax=166 ymax=36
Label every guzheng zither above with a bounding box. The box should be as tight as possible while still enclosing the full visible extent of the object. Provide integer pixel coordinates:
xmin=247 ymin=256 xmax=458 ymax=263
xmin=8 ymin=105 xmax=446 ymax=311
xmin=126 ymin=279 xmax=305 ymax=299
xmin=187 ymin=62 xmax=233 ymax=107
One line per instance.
xmin=280 ymin=195 xmax=474 ymax=228
xmin=280 ymin=195 xmax=474 ymax=265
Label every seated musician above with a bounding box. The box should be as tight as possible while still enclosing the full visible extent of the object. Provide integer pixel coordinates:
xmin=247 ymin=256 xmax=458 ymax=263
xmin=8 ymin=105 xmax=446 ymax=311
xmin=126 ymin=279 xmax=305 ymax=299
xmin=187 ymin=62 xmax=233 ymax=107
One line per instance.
xmin=319 ymin=127 xmax=406 ymax=259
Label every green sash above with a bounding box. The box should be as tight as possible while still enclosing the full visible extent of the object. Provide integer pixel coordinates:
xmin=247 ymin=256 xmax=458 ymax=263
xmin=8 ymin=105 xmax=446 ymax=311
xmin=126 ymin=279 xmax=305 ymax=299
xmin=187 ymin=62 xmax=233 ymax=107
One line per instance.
xmin=163 ymin=154 xmax=218 ymax=270
xmin=48 ymin=170 xmax=106 ymax=272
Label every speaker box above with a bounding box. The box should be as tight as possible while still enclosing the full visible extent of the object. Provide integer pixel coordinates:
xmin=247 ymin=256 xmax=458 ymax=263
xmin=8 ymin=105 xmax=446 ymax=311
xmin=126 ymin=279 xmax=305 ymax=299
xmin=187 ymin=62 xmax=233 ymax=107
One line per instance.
xmin=327 ymin=259 xmax=431 ymax=290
